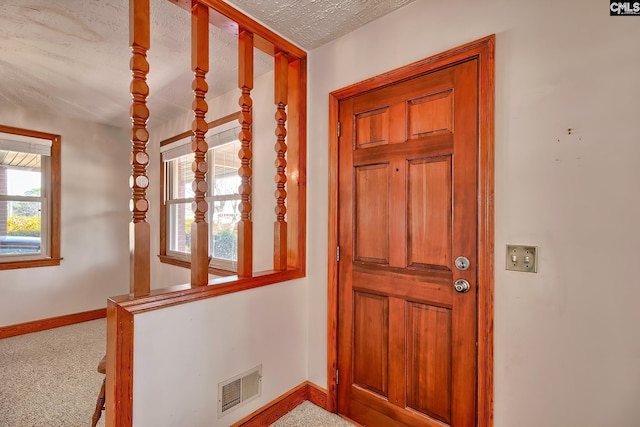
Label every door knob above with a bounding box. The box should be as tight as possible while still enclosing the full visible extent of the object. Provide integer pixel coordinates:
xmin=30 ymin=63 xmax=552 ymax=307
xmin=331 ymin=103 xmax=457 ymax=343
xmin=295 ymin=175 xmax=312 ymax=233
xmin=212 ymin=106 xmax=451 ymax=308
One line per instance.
xmin=454 ymin=279 xmax=471 ymax=293
xmin=455 ymin=256 xmax=470 ymax=271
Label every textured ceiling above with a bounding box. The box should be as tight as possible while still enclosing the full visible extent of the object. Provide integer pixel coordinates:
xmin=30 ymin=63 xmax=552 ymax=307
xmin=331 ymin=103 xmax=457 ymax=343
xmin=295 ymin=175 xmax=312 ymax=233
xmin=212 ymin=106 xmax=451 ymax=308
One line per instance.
xmin=0 ymin=0 xmax=414 ymax=130
xmin=226 ymin=0 xmax=415 ymax=50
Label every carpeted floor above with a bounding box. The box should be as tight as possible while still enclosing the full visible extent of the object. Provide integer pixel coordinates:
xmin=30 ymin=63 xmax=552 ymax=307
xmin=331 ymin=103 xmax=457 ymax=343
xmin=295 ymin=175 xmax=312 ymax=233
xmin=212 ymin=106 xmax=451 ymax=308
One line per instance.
xmin=0 ymin=319 xmax=353 ymax=427
xmin=0 ymin=319 xmax=107 ymax=427
xmin=270 ymin=401 xmax=355 ymax=426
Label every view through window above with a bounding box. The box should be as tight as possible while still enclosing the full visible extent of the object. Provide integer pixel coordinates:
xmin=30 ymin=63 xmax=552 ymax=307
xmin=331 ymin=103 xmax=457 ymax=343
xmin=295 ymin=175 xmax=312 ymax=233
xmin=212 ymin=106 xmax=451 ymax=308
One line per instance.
xmin=0 ymin=126 xmax=60 ymax=268
xmin=162 ymin=118 xmax=242 ymax=272
xmin=0 ymin=164 xmax=43 ymax=255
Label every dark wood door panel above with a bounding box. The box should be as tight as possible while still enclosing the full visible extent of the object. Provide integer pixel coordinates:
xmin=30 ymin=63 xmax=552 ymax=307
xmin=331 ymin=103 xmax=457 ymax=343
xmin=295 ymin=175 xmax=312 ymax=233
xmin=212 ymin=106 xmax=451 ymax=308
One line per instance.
xmin=407 ymin=89 xmax=454 ymax=138
xmin=352 ymin=270 xmax=453 ymax=308
xmin=351 ymin=387 xmax=450 ymax=427
xmin=339 ymin=59 xmax=479 ymax=427
xmin=352 ymin=70 xmax=454 ymax=119
xmin=407 ymin=155 xmax=453 ymax=271
xmin=354 ymin=163 xmax=390 ymax=264
xmin=350 ymin=399 xmax=408 ymax=427
xmin=351 ymin=70 xmax=456 ymax=146
xmin=355 ymin=107 xmax=390 ymax=149
xmin=352 ymin=135 xmax=453 ymax=165
xmin=407 ymin=303 xmax=452 ymax=423
xmin=353 ymin=291 xmax=389 ymax=397
xmin=352 ymin=261 xmax=453 ymax=286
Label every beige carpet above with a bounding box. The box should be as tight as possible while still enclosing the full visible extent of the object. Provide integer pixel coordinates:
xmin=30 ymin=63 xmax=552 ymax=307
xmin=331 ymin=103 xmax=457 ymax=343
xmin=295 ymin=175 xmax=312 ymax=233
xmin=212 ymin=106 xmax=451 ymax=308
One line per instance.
xmin=270 ymin=401 xmax=355 ymax=426
xmin=0 ymin=319 xmax=353 ymax=427
xmin=0 ymin=318 xmax=106 ymax=427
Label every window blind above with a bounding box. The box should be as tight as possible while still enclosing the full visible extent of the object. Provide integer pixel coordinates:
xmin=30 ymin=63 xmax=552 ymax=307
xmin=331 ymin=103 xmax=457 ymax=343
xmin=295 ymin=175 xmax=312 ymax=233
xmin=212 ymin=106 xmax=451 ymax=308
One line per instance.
xmin=160 ymin=125 xmax=240 ymax=162
xmin=0 ymin=137 xmax=52 ymax=156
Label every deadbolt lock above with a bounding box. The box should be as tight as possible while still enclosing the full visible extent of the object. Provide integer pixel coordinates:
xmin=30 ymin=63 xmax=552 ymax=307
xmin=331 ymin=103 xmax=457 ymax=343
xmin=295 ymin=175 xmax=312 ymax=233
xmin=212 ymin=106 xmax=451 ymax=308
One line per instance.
xmin=455 ymin=256 xmax=470 ymax=271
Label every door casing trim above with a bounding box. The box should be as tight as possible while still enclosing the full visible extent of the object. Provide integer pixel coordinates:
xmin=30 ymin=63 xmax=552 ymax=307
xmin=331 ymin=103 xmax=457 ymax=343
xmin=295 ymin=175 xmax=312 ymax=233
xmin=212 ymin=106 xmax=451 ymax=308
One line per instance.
xmin=326 ymin=35 xmax=495 ymax=426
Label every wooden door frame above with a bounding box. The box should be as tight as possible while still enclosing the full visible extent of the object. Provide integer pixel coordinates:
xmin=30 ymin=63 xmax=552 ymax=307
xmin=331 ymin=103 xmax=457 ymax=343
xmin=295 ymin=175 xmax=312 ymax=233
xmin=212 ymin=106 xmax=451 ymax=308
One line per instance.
xmin=327 ymin=35 xmax=495 ymax=426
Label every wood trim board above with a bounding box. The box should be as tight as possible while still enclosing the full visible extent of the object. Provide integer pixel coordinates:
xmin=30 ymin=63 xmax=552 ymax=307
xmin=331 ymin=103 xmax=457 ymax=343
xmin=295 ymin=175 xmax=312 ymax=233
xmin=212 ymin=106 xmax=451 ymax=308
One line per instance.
xmin=0 ymin=308 xmax=106 ymax=339
xmin=326 ymin=35 xmax=495 ymax=426
xmin=232 ymin=381 xmax=329 ymax=427
xmin=106 ymin=300 xmax=134 ymax=427
xmin=167 ymin=0 xmax=306 ymax=59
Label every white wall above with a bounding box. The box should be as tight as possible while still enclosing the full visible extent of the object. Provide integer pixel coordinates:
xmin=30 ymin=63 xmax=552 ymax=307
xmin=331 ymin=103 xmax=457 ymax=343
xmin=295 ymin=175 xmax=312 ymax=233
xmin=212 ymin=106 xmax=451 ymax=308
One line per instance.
xmin=133 ymin=278 xmax=307 ymax=427
xmin=0 ymin=106 xmax=131 ymax=326
xmin=307 ymin=1 xmax=640 ymax=426
xmin=147 ymin=70 xmax=277 ymax=289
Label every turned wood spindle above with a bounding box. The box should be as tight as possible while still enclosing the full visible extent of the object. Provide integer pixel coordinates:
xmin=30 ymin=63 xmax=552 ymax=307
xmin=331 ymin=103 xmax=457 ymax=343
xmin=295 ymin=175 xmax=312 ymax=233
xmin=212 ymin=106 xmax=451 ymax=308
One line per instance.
xmin=273 ymin=52 xmax=288 ymax=271
xmin=129 ymin=0 xmax=150 ymax=297
xmin=237 ymin=30 xmax=254 ymax=278
xmin=190 ymin=3 xmax=210 ymax=286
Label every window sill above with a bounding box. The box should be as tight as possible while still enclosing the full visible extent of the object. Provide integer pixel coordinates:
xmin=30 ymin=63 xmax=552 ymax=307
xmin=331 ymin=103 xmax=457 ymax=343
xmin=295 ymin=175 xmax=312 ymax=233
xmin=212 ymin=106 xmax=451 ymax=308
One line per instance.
xmin=158 ymin=254 xmax=235 ymax=277
xmin=0 ymin=257 xmax=62 ymax=271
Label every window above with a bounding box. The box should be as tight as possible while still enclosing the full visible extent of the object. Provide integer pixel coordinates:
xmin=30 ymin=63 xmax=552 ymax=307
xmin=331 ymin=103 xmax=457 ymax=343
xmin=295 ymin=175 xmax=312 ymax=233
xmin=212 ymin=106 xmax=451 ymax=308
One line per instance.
xmin=0 ymin=125 xmax=61 ymax=269
xmin=160 ymin=113 xmax=243 ymax=274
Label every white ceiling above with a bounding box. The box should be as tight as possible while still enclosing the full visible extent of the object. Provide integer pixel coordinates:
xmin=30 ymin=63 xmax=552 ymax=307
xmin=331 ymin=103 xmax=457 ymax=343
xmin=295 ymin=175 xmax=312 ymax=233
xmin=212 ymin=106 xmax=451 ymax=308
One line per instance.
xmin=0 ymin=0 xmax=414 ymax=130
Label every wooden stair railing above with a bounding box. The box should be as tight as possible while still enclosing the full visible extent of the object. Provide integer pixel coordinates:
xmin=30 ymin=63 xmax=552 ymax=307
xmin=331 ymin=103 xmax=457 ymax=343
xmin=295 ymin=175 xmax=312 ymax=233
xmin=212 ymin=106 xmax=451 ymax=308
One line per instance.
xmin=129 ymin=0 xmax=151 ymax=297
xmin=237 ymin=30 xmax=254 ymax=278
xmin=273 ymin=52 xmax=288 ymax=271
xmin=190 ymin=3 xmax=210 ymax=286
xmin=126 ymin=0 xmax=307 ymax=291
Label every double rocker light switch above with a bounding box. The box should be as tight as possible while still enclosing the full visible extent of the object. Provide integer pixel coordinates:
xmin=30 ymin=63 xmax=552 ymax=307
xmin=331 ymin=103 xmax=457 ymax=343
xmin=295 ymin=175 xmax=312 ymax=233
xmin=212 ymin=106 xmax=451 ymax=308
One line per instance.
xmin=506 ymin=245 xmax=538 ymax=273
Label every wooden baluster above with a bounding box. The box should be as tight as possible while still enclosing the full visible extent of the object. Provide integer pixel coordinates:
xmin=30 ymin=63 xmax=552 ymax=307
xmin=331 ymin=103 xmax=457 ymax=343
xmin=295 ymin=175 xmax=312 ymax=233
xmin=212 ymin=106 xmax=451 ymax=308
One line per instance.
xmin=237 ymin=30 xmax=254 ymax=278
xmin=129 ymin=0 xmax=150 ymax=297
xmin=273 ymin=52 xmax=288 ymax=271
xmin=283 ymin=58 xmax=304 ymax=269
xmin=190 ymin=3 xmax=209 ymax=286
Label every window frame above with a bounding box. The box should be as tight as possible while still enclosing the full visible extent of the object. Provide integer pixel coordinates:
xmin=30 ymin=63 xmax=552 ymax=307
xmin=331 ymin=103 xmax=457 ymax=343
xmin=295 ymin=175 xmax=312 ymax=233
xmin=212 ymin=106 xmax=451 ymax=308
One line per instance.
xmin=159 ymin=112 xmax=243 ymax=276
xmin=0 ymin=124 xmax=61 ymax=270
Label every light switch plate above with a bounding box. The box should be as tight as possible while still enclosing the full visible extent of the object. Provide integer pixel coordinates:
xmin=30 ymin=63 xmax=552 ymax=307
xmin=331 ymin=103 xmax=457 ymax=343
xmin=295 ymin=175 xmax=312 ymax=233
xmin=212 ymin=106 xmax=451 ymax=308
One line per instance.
xmin=506 ymin=245 xmax=538 ymax=273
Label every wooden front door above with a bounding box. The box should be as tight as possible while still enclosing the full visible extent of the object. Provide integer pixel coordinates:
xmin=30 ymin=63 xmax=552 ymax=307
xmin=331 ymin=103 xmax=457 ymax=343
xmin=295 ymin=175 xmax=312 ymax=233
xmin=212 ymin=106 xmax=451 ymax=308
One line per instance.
xmin=337 ymin=59 xmax=479 ymax=427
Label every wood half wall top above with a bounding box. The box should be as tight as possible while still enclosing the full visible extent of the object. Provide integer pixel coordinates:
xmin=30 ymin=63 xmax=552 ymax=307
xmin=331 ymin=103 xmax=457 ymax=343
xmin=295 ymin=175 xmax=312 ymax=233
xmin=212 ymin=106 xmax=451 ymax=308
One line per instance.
xmin=167 ymin=0 xmax=306 ymax=59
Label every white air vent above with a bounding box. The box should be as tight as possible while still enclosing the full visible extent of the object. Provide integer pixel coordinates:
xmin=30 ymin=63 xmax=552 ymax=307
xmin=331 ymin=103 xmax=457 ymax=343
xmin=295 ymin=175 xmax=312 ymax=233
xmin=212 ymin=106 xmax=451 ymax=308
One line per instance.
xmin=218 ymin=364 xmax=262 ymax=417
